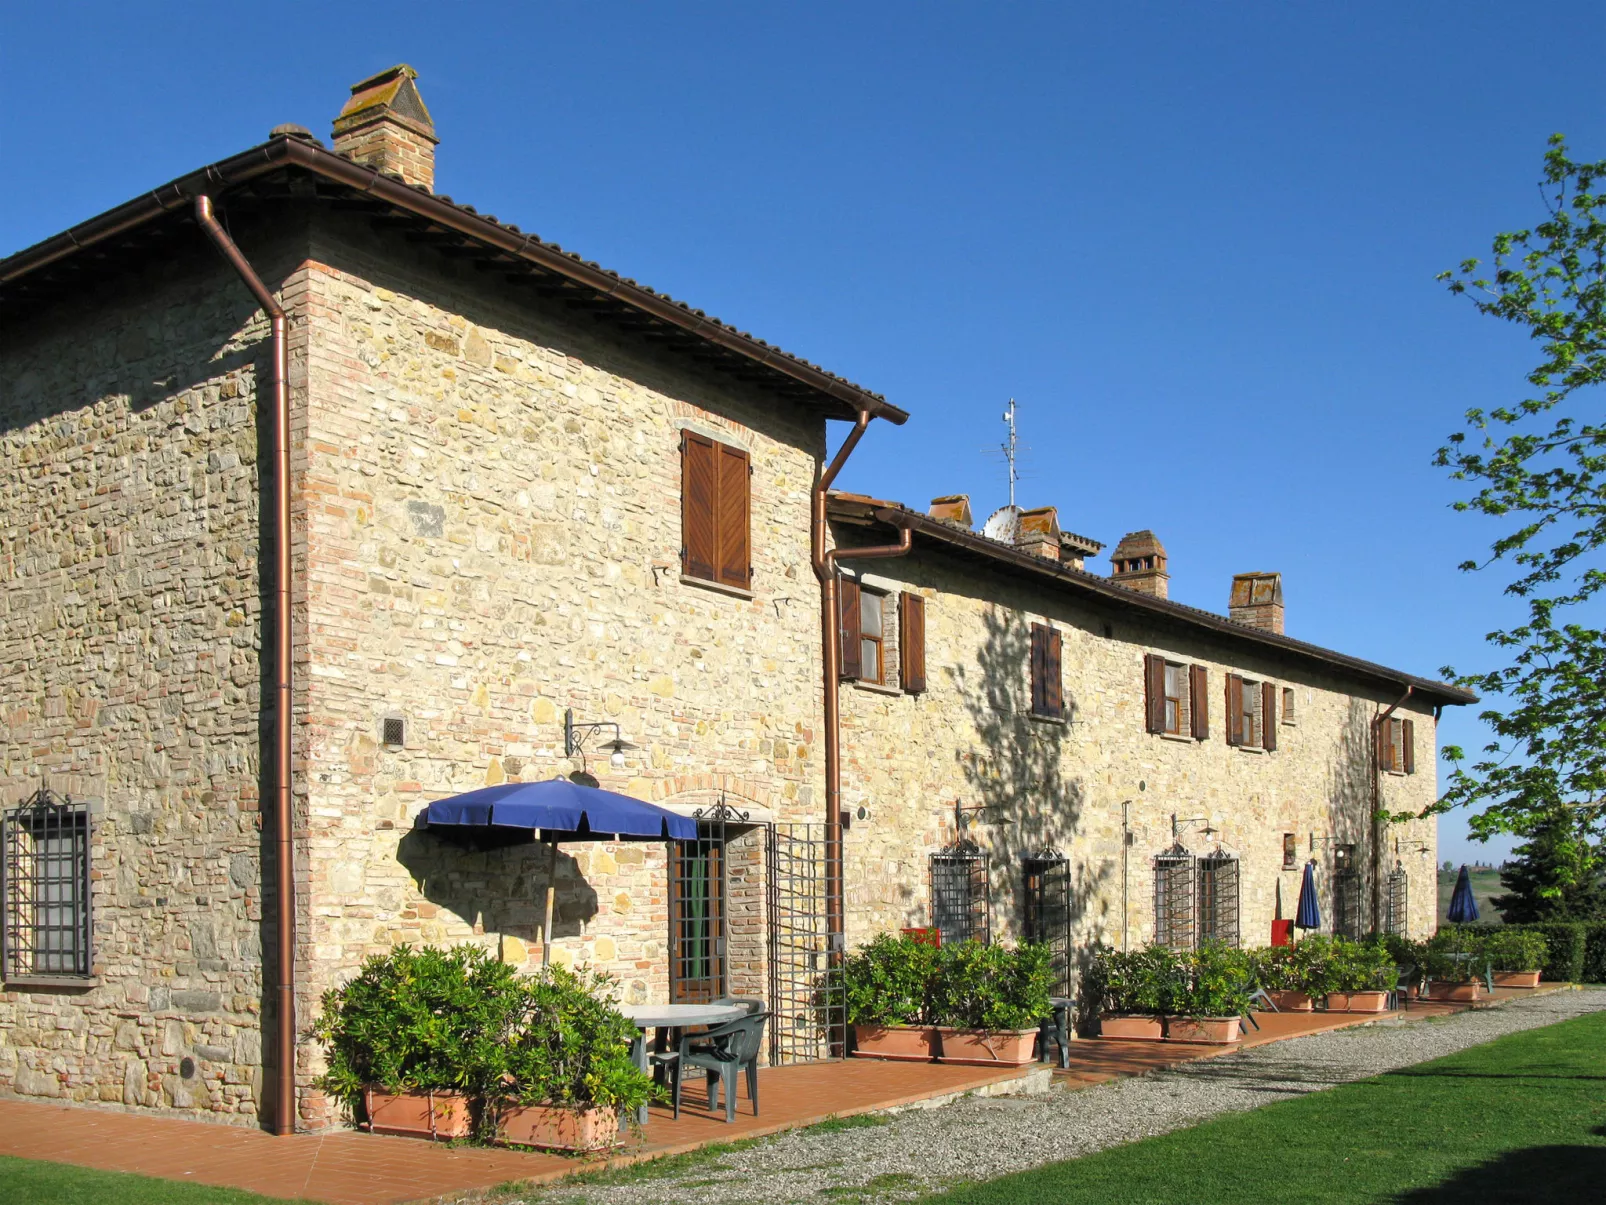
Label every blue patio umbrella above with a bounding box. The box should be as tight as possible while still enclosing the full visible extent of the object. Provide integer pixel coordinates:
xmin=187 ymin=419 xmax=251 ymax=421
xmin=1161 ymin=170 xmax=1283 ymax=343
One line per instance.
xmin=1295 ymin=861 xmax=1322 ymax=931
xmin=1448 ymin=864 xmax=1480 ymax=924
xmin=421 ymin=778 xmax=697 ymax=964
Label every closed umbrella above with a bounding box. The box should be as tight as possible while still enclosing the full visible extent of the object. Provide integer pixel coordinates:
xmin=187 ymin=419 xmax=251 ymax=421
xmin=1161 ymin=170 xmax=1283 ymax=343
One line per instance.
xmin=1448 ymin=864 xmax=1480 ymax=924
xmin=421 ymin=778 xmax=697 ymax=965
xmin=1295 ymin=860 xmax=1322 ymax=931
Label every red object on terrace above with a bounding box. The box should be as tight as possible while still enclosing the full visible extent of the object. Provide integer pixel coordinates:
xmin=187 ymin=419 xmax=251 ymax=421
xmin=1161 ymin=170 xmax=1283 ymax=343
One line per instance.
xmin=902 ymin=927 xmax=941 ymax=947
xmin=1271 ymin=919 xmax=1294 ymax=947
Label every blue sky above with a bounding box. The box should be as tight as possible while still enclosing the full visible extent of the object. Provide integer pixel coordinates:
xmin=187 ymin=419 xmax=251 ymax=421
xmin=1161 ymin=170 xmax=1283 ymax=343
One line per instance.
xmin=6 ymin=2 xmax=1604 ymax=865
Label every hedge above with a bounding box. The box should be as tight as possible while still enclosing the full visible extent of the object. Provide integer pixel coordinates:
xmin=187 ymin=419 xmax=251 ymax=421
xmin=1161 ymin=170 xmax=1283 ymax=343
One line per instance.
xmin=1585 ymin=923 xmax=1606 ymax=984
xmin=1442 ymin=922 xmax=1600 ymax=983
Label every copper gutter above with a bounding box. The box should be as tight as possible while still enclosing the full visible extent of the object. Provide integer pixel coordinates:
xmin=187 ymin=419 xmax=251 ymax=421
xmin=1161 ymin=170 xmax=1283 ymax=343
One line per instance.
xmin=811 ymin=419 xmax=911 ymax=1045
xmin=1372 ymin=685 xmax=1414 ymax=933
xmin=194 ymin=196 xmax=296 ymax=1136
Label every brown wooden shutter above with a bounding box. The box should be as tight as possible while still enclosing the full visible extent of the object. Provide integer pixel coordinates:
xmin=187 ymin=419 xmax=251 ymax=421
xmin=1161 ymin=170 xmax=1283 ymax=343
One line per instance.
xmin=1030 ymin=623 xmax=1047 ymax=715
xmin=1402 ymin=718 xmax=1416 ymax=774
xmin=1377 ymin=717 xmax=1394 ymax=772
xmin=1044 ymin=626 xmax=1064 ymax=718
xmin=1262 ymin=681 xmax=1278 ymax=752
xmin=715 ymin=441 xmax=751 ymax=589
xmin=1143 ymin=653 xmax=1166 ymax=733
xmin=839 ymin=577 xmax=862 ymax=680
xmin=1225 ymin=674 xmax=1243 ymax=746
xmin=1190 ymin=665 xmax=1209 ymax=740
xmin=899 ymin=593 xmax=927 ymax=694
xmin=681 ymin=431 xmax=717 ymax=581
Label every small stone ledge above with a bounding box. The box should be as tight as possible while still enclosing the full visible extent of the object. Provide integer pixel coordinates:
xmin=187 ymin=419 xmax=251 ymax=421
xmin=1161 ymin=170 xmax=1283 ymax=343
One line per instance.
xmin=679 ymin=574 xmax=756 ymax=601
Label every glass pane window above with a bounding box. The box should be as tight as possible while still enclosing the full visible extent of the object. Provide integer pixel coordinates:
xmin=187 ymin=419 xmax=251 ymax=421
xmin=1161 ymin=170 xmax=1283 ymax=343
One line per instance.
xmin=1240 ymin=679 xmax=1258 ymax=746
xmin=860 ymin=590 xmax=885 ymax=683
xmin=1163 ymin=663 xmax=1185 ymax=734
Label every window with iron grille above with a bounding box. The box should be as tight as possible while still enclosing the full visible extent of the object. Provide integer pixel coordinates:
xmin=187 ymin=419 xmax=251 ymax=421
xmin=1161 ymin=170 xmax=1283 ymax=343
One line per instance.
xmin=931 ymin=839 xmax=989 ymax=945
xmin=669 ymin=823 xmax=727 ymax=1002
xmin=1385 ymin=864 xmax=1409 ymax=937
xmin=2 ymin=788 xmax=92 ymax=982
xmin=1153 ymin=846 xmax=1195 ymax=950
xmin=1023 ymin=849 xmax=1071 ymax=994
xmin=1333 ymin=842 xmax=1363 ymax=938
xmin=1196 ymin=852 xmax=1240 ymax=946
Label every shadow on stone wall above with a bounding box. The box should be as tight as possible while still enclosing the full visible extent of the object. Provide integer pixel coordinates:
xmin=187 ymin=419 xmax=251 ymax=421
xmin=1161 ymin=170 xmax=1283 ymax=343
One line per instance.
xmin=950 ymin=604 xmax=1112 ymax=985
xmin=395 ymin=829 xmax=600 ymax=944
xmin=1321 ymin=696 xmax=1383 ymax=933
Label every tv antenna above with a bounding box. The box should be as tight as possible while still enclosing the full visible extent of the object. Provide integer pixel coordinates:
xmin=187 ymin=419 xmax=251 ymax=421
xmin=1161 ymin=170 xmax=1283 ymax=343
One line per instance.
xmin=1001 ymin=398 xmax=1020 ymax=510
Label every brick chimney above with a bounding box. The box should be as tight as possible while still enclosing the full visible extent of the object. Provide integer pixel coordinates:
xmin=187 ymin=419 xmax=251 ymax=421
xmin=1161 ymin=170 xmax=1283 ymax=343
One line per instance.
xmin=1229 ymin=572 xmax=1284 ymax=634
xmin=929 ymin=495 xmax=973 ymax=530
xmin=1109 ymin=531 xmax=1169 ymax=599
xmin=1016 ymin=506 xmax=1061 ymax=562
xmin=332 ymin=65 xmax=438 ymax=191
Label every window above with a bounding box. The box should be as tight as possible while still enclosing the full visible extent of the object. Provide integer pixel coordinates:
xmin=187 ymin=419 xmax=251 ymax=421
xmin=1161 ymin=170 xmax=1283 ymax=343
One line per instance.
xmin=2 ymin=788 xmax=92 ymax=982
xmin=859 ymin=588 xmax=886 ymax=684
xmin=1333 ymin=842 xmax=1362 ymax=938
xmin=1379 ymin=717 xmax=1416 ymax=774
xmin=1164 ymin=663 xmax=1185 ymax=734
xmin=1030 ymin=623 xmax=1063 ymax=719
xmin=1153 ymin=847 xmax=1194 ymax=950
xmin=1197 ymin=853 xmax=1240 ymax=946
xmin=1145 ymin=656 xmax=1210 ymax=739
xmin=898 ymin=593 xmax=927 ymax=694
xmin=669 ymin=826 xmax=726 ymax=1002
xmin=1282 ymin=687 xmax=1297 ymax=726
xmin=1023 ymin=849 xmax=1072 ymax=995
xmin=1226 ymin=675 xmax=1278 ymax=749
xmin=1283 ymin=832 xmax=1298 ymax=870
xmin=931 ymin=840 xmax=989 ymax=945
xmin=680 ymin=431 xmax=751 ymax=590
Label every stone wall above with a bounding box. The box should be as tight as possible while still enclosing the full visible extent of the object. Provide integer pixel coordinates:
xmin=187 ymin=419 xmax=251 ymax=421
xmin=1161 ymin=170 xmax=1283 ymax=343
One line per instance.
xmin=834 ymin=540 xmax=1442 ymax=968
xmin=0 ymin=230 xmax=301 ymax=1124
xmin=292 ymin=213 xmax=830 ymax=1126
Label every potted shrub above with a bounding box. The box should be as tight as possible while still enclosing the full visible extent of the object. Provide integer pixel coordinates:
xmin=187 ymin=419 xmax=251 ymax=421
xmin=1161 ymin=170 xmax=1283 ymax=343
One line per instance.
xmin=313 ymin=944 xmax=523 ymax=1140
xmin=930 ymin=941 xmax=1053 ymax=1066
xmin=490 ymin=966 xmax=652 ymax=1151
xmin=1485 ymin=929 xmax=1546 ymax=988
xmin=1165 ymin=942 xmax=1251 ymax=1043
xmin=1322 ymin=939 xmax=1395 ymax=1012
xmin=1086 ymin=945 xmax=1177 ymax=1040
xmin=844 ymin=932 xmax=940 ymax=1061
xmin=1251 ymin=945 xmax=1313 ymax=1011
xmin=1421 ymin=932 xmax=1483 ymax=1000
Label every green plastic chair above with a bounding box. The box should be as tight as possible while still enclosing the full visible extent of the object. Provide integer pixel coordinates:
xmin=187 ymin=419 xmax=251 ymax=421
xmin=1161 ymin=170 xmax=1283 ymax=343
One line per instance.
xmin=671 ymin=1011 xmax=770 ymax=1122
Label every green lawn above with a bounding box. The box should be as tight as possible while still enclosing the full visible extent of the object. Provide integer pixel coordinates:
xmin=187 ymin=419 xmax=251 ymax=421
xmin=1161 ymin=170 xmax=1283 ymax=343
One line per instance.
xmin=0 ymin=1156 xmax=312 ymax=1205
xmin=929 ymin=1010 xmax=1606 ymax=1204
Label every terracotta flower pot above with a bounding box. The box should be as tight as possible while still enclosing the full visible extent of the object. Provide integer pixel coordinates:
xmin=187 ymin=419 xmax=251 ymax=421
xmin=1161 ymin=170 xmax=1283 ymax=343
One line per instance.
xmin=1492 ymin=971 xmax=1541 ymax=989
xmin=1425 ymin=981 xmax=1482 ymax=1002
xmin=852 ymin=1023 xmax=939 ymax=1062
xmin=1264 ymin=990 xmax=1314 ymax=1012
xmin=1323 ymin=991 xmax=1390 ymax=1013
xmin=1163 ymin=1016 xmax=1242 ymax=1044
xmin=496 ymin=1103 xmax=619 ymax=1152
xmin=1098 ymin=1014 xmax=1165 ymax=1040
xmin=363 ymin=1088 xmax=473 ymax=1140
xmin=935 ymin=1026 xmax=1039 ymax=1066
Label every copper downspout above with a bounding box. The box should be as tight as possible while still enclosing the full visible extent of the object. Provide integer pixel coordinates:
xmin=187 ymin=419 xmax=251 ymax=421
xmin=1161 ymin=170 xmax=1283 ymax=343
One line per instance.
xmin=810 ymin=416 xmax=911 ymax=1047
xmin=194 ymin=197 xmax=296 ymax=1136
xmin=1372 ymin=684 xmax=1413 ymax=933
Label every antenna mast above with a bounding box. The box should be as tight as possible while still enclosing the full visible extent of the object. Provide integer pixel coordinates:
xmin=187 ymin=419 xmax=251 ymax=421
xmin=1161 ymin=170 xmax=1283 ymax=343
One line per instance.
xmin=1001 ymin=398 xmax=1019 ymax=510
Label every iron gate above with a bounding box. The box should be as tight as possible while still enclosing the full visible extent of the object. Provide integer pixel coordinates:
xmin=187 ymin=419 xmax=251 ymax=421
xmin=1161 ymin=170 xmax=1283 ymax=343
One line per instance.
xmin=1023 ymin=848 xmax=1072 ymax=995
xmin=1196 ymin=852 xmax=1240 ymax=947
xmin=765 ymin=822 xmax=841 ymax=1063
xmin=931 ymin=838 xmax=990 ymax=946
xmin=1385 ymin=864 xmax=1409 ymax=936
xmin=1153 ymin=845 xmax=1195 ymax=950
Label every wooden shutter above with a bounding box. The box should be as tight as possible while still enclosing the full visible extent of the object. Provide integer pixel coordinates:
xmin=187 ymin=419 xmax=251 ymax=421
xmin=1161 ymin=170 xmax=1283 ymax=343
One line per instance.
xmin=1225 ymin=674 xmax=1243 ymax=746
xmin=1043 ymin=626 xmax=1063 ymax=719
xmin=1143 ymin=654 xmax=1166 ymax=733
xmin=899 ymin=593 xmax=927 ymax=694
xmin=839 ymin=577 xmax=862 ymax=680
xmin=1261 ymin=681 xmax=1278 ymax=752
xmin=680 ymin=431 xmax=717 ymax=581
xmin=1030 ymin=623 xmax=1047 ymax=715
xmin=1377 ymin=717 xmax=1394 ymax=772
xmin=715 ymin=441 xmax=751 ymax=589
xmin=1190 ymin=665 xmax=1209 ymax=739
xmin=1402 ymin=718 xmax=1416 ymax=774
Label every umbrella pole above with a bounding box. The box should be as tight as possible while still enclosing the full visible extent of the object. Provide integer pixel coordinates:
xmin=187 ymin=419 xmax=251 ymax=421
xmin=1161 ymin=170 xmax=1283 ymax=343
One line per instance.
xmin=542 ymin=839 xmax=559 ymax=967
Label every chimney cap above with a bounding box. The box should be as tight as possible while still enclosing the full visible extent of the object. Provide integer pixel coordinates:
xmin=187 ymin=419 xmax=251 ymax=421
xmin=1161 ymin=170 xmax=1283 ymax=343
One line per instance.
xmin=270 ymin=123 xmax=320 ymax=144
xmin=334 ymin=63 xmax=437 ymax=143
xmin=928 ymin=495 xmax=973 ymax=529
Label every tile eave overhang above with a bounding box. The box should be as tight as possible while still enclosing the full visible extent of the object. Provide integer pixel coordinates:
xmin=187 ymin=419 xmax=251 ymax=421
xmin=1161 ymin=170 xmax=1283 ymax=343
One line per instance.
xmin=829 ymin=494 xmax=1477 ymax=708
xmin=0 ymin=136 xmax=907 ymax=427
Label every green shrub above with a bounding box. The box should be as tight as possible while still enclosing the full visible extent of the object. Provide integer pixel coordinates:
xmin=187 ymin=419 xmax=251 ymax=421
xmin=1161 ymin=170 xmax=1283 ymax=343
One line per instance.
xmin=1480 ymin=928 xmax=1548 ymax=973
xmin=842 ymin=932 xmax=938 ymax=1026
xmin=1085 ymin=945 xmax=1182 ymax=1016
xmin=1249 ymin=945 xmax=1300 ymax=992
xmin=1329 ymin=938 xmax=1397 ymax=991
xmin=930 ymin=941 xmax=1054 ymax=1030
xmin=313 ymin=944 xmax=525 ymax=1111
xmin=1446 ymin=922 xmax=1585 ymax=981
xmin=1583 ymin=922 xmax=1606 ymax=983
xmin=493 ymin=965 xmax=652 ymax=1114
xmin=1173 ymin=942 xmax=1253 ymax=1017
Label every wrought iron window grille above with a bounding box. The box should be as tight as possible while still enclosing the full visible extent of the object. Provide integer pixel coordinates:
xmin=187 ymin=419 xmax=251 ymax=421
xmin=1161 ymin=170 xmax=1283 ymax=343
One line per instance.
xmin=931 ymin=837 xmax=990 ymax=946
xmin=1153 ymin=843 xmax=1195 ymax=951
xmin=1333 ymin=869 xmax=1365 ymax=939
xmin=1196 ymin=850 xmax=1241 ymax=947
xmin=2 ymin=786 xmax=92 ymax=981
xmin=1385 ymin=862 xmax=1409 ymax=936
xmin=1023 ymin=847 xmax=1071 ymax=994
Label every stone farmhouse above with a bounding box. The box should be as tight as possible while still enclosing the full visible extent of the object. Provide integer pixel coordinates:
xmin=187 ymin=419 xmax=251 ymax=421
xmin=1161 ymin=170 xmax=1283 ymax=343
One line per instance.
xmin=0 ymin=67 xmax=1472 ymax=1132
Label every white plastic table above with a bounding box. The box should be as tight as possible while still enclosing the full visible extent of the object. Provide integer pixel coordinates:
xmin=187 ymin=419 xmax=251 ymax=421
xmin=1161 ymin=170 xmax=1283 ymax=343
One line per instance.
xmin=619 ymin=1002 xmax=746 ymax=1125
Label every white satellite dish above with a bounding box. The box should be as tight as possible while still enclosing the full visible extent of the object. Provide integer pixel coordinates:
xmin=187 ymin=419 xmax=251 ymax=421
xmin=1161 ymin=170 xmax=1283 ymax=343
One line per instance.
xmin=982 ymin=505 xmax=1022 ymax=544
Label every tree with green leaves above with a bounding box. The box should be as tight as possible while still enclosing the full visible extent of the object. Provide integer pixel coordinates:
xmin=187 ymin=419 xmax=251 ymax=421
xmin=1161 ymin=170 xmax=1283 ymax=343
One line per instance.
xmin=1431 ymin=135 xmax=1606 ymax=859
xmin=1489 ymin=811 xmax=1606 ymax=922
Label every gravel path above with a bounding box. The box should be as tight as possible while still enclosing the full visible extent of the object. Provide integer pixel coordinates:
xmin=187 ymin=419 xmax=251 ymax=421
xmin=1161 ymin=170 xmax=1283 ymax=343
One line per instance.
xmin=502 ymin=988 xmax=1606 ymax=1205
